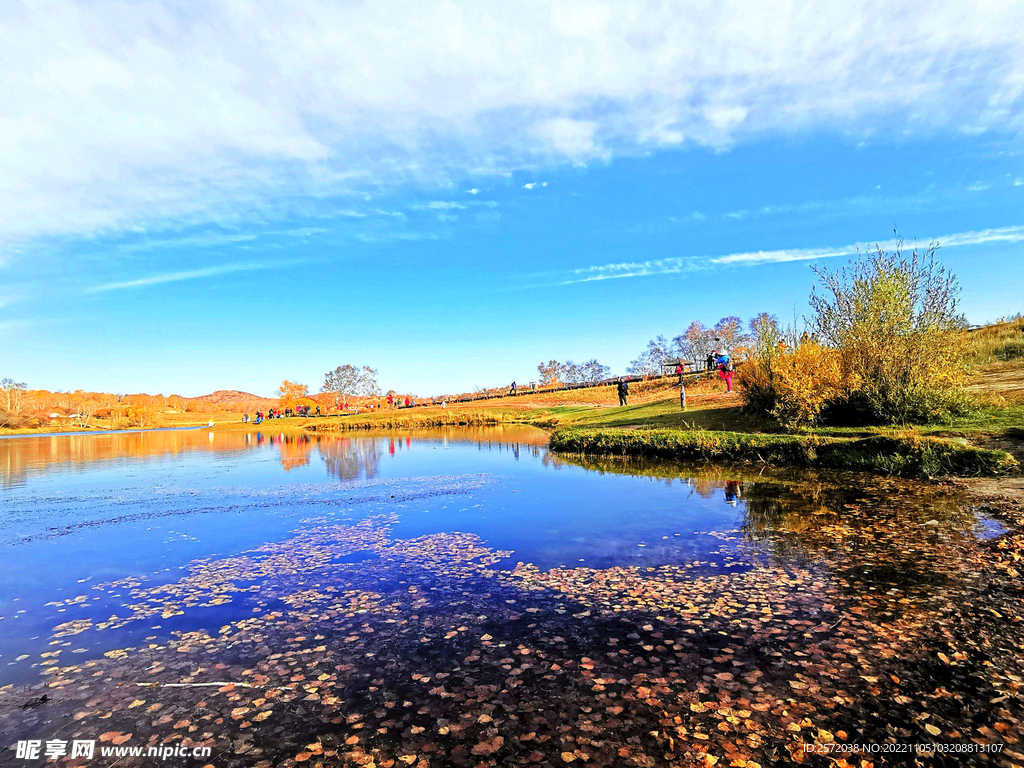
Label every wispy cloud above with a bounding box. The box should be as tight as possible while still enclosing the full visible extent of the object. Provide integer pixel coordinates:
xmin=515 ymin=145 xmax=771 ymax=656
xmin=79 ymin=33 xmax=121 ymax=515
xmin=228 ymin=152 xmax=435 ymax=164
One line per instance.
xmin=1 ymin=1 xmax=1023 ymax=251
xmin=86 ymin=261 xmax=294 ymax=293
xmin=562 ymin=257 xmax=699 ymax=284
xmin=115 ymin=232 xmax=258 ymax=253
xmin=559 ymin=225 xmax=1024 ymax=283
xmin=424 ymin=201 xmax=465 ymax=210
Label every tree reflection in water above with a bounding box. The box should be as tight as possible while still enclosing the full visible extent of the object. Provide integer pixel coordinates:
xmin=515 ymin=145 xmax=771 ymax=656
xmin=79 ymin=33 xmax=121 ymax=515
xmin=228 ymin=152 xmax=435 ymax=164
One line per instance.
xmin=317 ymin=435 xmax=382 ymax=481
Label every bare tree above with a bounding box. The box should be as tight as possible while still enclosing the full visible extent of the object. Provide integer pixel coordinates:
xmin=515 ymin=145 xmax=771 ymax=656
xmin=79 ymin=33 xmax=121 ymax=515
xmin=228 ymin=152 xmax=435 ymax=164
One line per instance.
xmin=627 ymin=335 xmax=671 ymax=376
xmin=713 ymin=316 xmax=746 ymax=351
xmin=74 ymin=399 xmax=96 ymax=428
xmin=322 ymin=365 xmax=380 ymax=409
xmin=537 ymin=359 xmax=611 ymax=385
xmin=0 ymin=378 xmax=28 ymax=414
xmin=537 ymin=360 xmax=562 ymax=386
xmin=673 ymin=321 xmax=715 ymax=363
xmin=579 ymin=359 xmax=611 ymax=382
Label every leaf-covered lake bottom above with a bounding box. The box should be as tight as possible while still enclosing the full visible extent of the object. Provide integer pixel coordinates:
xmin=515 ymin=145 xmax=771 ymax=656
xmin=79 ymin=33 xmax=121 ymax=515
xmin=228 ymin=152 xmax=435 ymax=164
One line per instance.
xmin=0 ymin=427 xmax=1022 ymax=766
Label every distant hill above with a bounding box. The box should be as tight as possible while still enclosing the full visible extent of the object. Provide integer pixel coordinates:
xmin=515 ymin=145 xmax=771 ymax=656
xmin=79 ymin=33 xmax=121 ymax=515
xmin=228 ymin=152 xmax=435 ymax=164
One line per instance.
xmin=195 ymin=390 xmax=276 ymax=410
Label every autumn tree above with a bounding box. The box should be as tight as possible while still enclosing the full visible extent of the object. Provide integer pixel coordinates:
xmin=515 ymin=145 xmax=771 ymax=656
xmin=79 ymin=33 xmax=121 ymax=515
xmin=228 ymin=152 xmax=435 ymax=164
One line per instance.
xmin=277 ymin=380 xmax=310 ymax=410
xmin=321 ymin=365 xmax=379 ymax=409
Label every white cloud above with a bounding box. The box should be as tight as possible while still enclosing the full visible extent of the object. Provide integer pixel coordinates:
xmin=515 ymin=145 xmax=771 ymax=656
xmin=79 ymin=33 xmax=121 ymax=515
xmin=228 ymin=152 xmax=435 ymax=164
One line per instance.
xmin=559 ymin=225 xmax=1024 ymax=282
xmin=424 ymin=201 xmax=466 ymax=210
xmin=563 ymin=257 xmax=698 ymax=283
xmin=1015 ymin=178 xmax=1023 ymax=186
xmin=532 ymin=118 xmax=599 ymax=156
xmin=467 ymin=188 xmax=480 ymax=194
xmin=523 ymin=183 xmax=537 ymax=190
xmin=86 ymin=261 xmax=295 ymax=293
xmin=1 ymin=0 xmax=1023 ymax=251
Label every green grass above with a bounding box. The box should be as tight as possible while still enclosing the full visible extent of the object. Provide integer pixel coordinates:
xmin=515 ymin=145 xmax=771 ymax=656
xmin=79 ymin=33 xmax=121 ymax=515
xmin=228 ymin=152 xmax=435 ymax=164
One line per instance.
xmin=550 ymin=427 xmax=1018 ymax=478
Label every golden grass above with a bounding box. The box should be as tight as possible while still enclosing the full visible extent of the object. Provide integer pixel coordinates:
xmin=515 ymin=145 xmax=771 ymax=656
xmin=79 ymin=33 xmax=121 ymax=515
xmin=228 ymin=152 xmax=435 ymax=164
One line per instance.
xmin=966 ymin=316 xmax=1024 ymax=366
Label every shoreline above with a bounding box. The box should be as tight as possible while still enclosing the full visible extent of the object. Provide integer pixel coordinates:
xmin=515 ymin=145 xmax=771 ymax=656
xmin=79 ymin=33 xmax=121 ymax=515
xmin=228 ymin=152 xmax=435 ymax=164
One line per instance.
xmin=548 ymin=426 xmax=1019 ymax=479
xmin=0 ymin=424 xmax=207 ymax=440
xmin=5 ymin=383 xmax=1021 ymax=480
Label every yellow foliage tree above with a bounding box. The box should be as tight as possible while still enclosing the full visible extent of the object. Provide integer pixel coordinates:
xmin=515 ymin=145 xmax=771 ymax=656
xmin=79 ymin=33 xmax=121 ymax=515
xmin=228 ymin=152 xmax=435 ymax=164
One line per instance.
xmin=276 ymin=380 xmax=309 ymax=410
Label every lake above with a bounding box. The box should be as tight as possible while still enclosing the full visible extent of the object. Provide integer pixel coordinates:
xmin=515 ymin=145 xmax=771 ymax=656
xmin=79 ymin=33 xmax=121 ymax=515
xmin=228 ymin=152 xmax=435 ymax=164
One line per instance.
xmin=0 ymin=426 xmax=1008 ymax=765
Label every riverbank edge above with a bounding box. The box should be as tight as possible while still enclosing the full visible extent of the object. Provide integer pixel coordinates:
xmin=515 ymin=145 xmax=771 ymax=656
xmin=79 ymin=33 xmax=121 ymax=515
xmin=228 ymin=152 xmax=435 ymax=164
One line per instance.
xmin=549 ymin=427 xmax=1020 ymax=478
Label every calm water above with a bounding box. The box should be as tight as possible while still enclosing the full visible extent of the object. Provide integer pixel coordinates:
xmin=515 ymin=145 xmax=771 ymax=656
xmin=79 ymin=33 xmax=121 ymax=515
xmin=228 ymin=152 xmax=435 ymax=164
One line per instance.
xmin=0 ymin=426 xmax=996 ymax=689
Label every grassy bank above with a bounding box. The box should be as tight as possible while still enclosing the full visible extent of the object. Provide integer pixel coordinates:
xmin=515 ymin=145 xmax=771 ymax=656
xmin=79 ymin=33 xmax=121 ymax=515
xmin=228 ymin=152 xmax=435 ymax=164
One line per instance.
xmin=550 ymin=427 xmax=1019 ymax=478
xmin=298 ymin=406 xmax=538 ymax=431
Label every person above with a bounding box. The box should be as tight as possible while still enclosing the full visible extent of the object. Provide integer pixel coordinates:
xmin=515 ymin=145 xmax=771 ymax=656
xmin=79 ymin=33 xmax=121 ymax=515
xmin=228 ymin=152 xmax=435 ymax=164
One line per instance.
xmin=800 ymin=330 xmax=810 ymax=345
xmin=387 ymin=394 xmax=394 ymax=410
xmin=675 ymin=363 xmax=684 ymax=384
xmin=510 ymin=381 xmax=517 ymax=396
xmin=405 ymin=396 xmax=411 ymax=407
xmin=617 ymin=378 xmax=629 ymax=406
xmin=706 ymin=352 xmax=715 ymax=372
xmin=315 ymin=405 xmax=321 ymax=417
xmin=717 ymin=351 xmax=734 ymax=393
xmin=242 ymin=412 xmax=249 ymax=423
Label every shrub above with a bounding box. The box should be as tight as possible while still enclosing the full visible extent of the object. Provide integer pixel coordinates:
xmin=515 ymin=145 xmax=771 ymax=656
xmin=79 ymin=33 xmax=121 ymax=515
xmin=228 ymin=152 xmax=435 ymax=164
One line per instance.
xmin=739 ymin=337 xmax=847 ymax=429
xmin=741 ymin=238 xmax=974 ymax=427
xmin=809 ymin=239 xmax=970 ymax=424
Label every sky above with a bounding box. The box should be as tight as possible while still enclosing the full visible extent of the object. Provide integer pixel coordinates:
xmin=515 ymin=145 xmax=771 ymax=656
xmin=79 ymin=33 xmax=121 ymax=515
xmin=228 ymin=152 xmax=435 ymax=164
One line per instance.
xmin=1 ymin=0 xmax=1023 ymax=398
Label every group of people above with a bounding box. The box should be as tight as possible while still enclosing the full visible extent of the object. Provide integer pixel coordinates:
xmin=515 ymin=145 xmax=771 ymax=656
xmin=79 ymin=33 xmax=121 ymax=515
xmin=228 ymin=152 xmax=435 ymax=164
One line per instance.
xmin=286 ymin=404 xmax=320 ymax=417
xmin=243 ymin=404 xmax=322 ymax=424
xmin=386 ymin=394 xmax=414 ymax=409
xmin=243 ymin=410 xmax=273 ymax=424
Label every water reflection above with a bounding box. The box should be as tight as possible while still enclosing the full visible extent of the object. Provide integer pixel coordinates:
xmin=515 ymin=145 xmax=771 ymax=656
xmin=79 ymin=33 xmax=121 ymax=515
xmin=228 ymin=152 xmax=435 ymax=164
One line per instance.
xmin=550 ymin=452 xmax=982 ymax=605
xmin=0 ymin=425 xmax=548 ymax=488
xmin=320 ymin=436 xmax=381 ymax=481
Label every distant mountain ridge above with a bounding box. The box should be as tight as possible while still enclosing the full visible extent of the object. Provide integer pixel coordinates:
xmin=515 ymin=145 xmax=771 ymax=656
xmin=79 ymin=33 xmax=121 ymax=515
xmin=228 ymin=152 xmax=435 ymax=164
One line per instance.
xmin=197 ymin=390 xmax=276 ymax=409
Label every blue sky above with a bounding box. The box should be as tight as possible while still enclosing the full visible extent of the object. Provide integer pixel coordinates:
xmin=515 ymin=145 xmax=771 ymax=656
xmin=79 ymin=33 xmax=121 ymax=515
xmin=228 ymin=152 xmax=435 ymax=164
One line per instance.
xmin=1 ymin=1 xmax=1023 ymax=397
